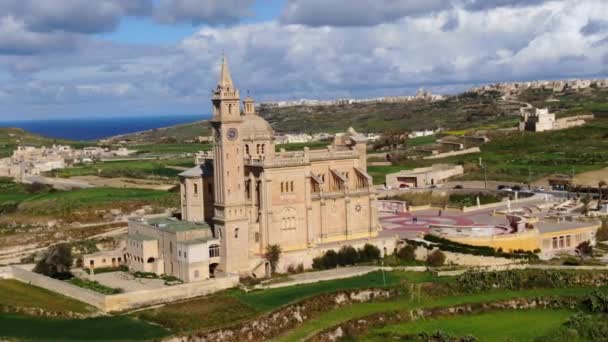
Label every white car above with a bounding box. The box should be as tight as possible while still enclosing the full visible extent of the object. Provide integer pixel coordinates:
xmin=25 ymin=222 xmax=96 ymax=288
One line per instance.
xmin=534 ymin=187 xmax=545 ymax=192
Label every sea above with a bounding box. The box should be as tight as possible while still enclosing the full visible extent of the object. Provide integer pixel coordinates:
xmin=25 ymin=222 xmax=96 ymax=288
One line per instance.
xmin=0 ymin=114 xmax=211 ymax=141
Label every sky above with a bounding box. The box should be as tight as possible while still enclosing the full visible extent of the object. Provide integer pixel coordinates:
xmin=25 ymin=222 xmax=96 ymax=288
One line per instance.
xmin=0 ymin=0 xmax=608 ymax=120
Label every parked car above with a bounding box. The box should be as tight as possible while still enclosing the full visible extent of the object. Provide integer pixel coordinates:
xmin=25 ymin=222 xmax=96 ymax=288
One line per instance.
xmin=399 ymin=183 xmax=410 ymax=188
xmin=535 ymin=186 xmax=545 ymax=192
xmin=512 ymin=185 xmax=522 ymax=192
xmin=453 ymin=185 xmax=463 ymax=189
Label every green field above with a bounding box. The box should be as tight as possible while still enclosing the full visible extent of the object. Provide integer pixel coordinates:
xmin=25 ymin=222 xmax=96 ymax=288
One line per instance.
xmin=276 ymin=140 xmax=331 ymax=151
xmin=373 ymin=118 xmax=608 ymax=183
xmin=0 ymin=314 xmax=169 ymax=342
xmin=366 ymin=309 xmax=573 ymax=341
xmin=0 ymin=280 xmax=96 ymax=314
xmin=0 ymin=180 xmax=178 ymax=222
xmin=276 ymin=287 xmax=603 ymax=341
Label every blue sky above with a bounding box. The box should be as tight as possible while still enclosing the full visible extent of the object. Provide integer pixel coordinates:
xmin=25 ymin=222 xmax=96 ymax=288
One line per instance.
xmin=0 ymin=0 xmax=607 ymax=119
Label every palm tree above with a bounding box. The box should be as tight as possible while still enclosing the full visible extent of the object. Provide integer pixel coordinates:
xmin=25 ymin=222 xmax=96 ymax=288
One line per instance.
xmin=599 ymin=180 xmax=607 ymax=210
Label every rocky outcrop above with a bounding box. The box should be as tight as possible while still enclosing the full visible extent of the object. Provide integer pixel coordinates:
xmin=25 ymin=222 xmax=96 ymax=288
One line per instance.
xmin=162 ymin=288 xmax=395 ymax=342
xmin=0 ymin=304 xmax=89 ymax=318
xmin=310 ymin=297 xmax=580 ymax=342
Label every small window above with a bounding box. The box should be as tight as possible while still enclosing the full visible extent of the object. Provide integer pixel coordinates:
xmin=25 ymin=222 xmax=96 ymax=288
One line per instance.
xmin=102 ymin=259 xmax=106 ymax=263
xmin=184 ymin=252 xmax=187 ymax=258
xmin=89 ymin=260 xmax=94 ymax=266
xmin=234 ymin=227 xmax=239 ymax=238
xmin=261 ymin=144 xmax=265 ymax=154
xmin=193 ymin=183 xmax=199 ymax=195
xmin=209 ymin=244 xmax=220 ymax=258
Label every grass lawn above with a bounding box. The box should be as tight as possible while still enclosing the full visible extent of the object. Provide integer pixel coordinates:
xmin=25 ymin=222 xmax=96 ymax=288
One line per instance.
xmin=276 ymin=287 xmax=605 ymax=341
xmin=386 ymin=118 xmax=608 ymax=183
xmin=232 ymin=271 xmax=439 ymax=312
xmin=0 ymin=314 xmax=169 ymax=342
xmin=0 ymin=279 xmax=96 ymax=314
xmin=365 ymin=309 xmax=573 ymax=341
xmin=276 ymin=140 xmax=331 ymax=151
xmin=134 ymin=294 xmax=258 ymax=333
xmin=132 ymin=271 xmax=445 ymax=333
xmin=1 ymin=186 xmax=178 ymax=222
xmin=368 ymin=165 xmax=405 ymax=184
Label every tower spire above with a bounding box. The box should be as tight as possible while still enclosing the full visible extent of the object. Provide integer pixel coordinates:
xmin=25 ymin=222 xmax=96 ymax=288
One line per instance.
xmin=219 ymin=55 xmax=233 ymax=88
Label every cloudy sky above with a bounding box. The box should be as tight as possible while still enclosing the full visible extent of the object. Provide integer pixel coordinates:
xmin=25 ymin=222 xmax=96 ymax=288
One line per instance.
xmin=1 ymin=0 xmax=607 ymax=119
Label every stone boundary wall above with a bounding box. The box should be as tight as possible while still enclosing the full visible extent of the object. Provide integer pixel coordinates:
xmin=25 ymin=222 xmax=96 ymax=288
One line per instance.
xmin=104 ymin=275 xmax=239 ymax=312
xmin=423 ymin=147 xmax=480 ymax=160
xmin=10 ymin=265 xmax=239 ymax=312
xmin=11 ymin=265 xmax=106 ymax=310
xmin=163 ymin=288 xmax=395 ymax=342
xmin=310 ymin=296 xmax=580 ymax=341
xmin=0 ymin=266 xmax=13 ymax=279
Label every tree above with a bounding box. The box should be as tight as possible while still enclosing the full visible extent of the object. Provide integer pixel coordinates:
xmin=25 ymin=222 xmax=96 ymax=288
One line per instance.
xmin=581 ymin=195 xmax=591 ymax=215
xmin=33 ymin=244 xmax=73 ymax=279
xmin=264 ymin=244 xmax=282 ymax=275
xmin=575 ymin=241 xmax=593 ymax=260
xmin=396 ymin=244 xmax=417 ymax=262
xmin=426 ymin=250 xmax=446 ymax=267
xmin=599 ymin=180 xmax=607 ymax=210
xmin=322 ymin=250 xmax=339 ymax=269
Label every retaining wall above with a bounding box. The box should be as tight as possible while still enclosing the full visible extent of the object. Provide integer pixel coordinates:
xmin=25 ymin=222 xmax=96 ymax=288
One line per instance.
xmin=11 ymin=265 xmax=106 ymax=310
xmin=10 ymin=265 xmax=239 ymax=312
xmin=0 ymin=266 xmax=14 ymax=279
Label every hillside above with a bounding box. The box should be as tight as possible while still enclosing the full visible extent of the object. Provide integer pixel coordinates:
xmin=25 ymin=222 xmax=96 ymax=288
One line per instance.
xmin=102 ymin=82 xmax=608 ymax=146
xmin=0 ymin=127 xmax=88 ymax=158
xmin=101 ymin=120 xmax=212 ymax=145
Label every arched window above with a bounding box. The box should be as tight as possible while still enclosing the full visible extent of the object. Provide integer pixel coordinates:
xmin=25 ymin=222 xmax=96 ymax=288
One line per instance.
xmin=281 ymin=182 xmax=284 ymax=193
xmin=261 ymin=144 xmax=265 ymax=154
xmin=147 ymin=257 xmax=155 ymax=263
xmin=290 ymin=181 xmax=294 ymax=192
xmin=245 ymin=144 xmax=250 ymax=155
xmin=193 ymin=183 xmax=198 ymax=195
xmin=209 ymin=244 xmax=220 ymax=258
xmin=256 ymin=144 xmax=260 ymax=154
xmin=228 ymin=103 xmax=233 ymax=114
xmin=234 ymin=227 xmax=239 ymax=238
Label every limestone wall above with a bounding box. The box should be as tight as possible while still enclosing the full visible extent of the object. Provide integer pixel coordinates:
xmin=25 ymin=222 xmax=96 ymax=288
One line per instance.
xmin=104 ymin=275 xmax=239 ymax=312
xmin=10 ymin=265 xmax=239 ymax=312
xmin=413 ymin=246 xmax=516 ymax=267
xmin=423 ymin=147 xmax=480 ymax=160
xmin=11 ymin=265 xmax=106 ymax=310
xmin=0 ymin=266 xmax=13 ymax=279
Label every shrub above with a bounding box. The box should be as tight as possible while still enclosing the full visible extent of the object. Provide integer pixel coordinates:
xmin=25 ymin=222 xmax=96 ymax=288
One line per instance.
xmin=396 ymin=244 xmax=417 ymax=261
xmin=312 ymin=257 xmax=324 ymax=270
xmin=337 ymin=245 xmax=359 ymax=266
xmin=562 ymin=257 xmax=581 ymax=266
xmin=359 ymin=244 xmax=381 ymax=262
xmin=583 ymin=290 xmax=608 ymax=313
xmin=426 ymin=250 xmax=446 ymax=267
xmin=323 ymin=250 xmax=339 ymax=269
xmin=576 ymin=241 xmax=593 ymax=259
xmin=422 ymin=234 xmax=539 ymax=260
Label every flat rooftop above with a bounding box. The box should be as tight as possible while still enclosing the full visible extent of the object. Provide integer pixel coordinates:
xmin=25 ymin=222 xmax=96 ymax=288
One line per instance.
xmin=144 ymin=217 xmax=212 ymax=233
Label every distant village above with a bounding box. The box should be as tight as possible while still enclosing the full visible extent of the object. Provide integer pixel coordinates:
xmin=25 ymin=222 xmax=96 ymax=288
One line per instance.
xmin=0 ymin=145 xmax=136 ymax=182
xmin=472 ymin=78 xmax=608 ymax=94
xmin=257 ymin=88 xmax=445 ymax=109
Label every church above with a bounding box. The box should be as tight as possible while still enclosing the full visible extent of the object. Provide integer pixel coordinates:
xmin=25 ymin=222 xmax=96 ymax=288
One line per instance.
xmin=120 ymin=57 xmax=390 ymax=281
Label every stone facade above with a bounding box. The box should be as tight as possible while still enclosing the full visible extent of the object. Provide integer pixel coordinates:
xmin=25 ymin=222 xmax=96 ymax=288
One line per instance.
xmin=178 ymin=57 xmax=382 ymax=277
xmin=519 ymin=108 xmax=593 ymax=132
xmin=386 ymin=164 xmax=464 ymax=188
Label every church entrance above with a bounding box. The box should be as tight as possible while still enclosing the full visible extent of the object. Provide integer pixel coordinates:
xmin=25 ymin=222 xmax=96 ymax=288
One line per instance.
xmin=209 ymin=263 xmax=219 ymax=278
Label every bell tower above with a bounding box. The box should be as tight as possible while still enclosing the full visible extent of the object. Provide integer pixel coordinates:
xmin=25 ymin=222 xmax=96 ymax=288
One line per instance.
xmin=211 ymin=56 xmax=250 ymax=274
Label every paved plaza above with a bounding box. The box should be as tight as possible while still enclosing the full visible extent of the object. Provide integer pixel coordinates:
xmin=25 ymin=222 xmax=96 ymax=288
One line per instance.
xmin=88 ymin=271 xmax=167 ymax=292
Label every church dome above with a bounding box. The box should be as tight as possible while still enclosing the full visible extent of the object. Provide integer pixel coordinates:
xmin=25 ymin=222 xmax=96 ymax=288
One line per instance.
xmin=241 ymin=114 xmax=274 ymax=141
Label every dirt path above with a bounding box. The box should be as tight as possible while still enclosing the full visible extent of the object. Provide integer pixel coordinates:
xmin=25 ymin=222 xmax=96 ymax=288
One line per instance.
xmin=573 ymin=167 xmax=608 ymax=187
xmin=71 ymin=176 xmax=176 ymax=190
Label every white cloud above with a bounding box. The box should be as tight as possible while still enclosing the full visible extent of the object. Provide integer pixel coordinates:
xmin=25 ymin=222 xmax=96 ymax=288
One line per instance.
xmin=1 ymin=0 xmax=607 ymax=119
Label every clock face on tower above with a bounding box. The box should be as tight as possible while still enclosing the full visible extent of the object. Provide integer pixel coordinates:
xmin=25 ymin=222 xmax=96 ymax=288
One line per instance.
xmin=227 ymin=128 xmax=239 ymax=141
